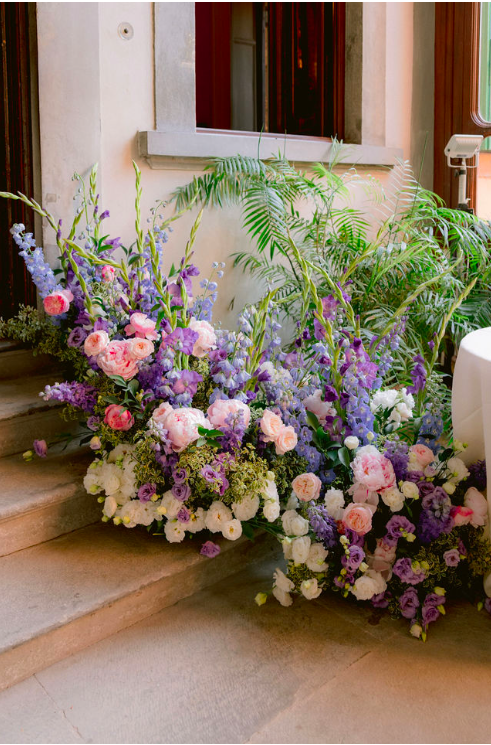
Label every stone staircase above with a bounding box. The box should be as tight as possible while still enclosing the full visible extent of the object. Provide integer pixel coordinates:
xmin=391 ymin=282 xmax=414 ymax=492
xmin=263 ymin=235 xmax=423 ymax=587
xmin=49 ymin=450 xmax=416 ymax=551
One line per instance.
xmin=0 ymin=343 xmax=275 ymax=692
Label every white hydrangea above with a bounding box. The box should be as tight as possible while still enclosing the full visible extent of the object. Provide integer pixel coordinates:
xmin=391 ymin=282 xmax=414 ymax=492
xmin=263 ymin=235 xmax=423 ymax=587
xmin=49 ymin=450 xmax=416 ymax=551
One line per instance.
xmin=306 ymin=543 xmax=329 ymax=572
xmin=232 ymin=495 xmax=260 ymax=521
xmin=324 ymin=488 xmax=345 ymax=520
xmin=205 ymin=501 xmax=233 ymax=533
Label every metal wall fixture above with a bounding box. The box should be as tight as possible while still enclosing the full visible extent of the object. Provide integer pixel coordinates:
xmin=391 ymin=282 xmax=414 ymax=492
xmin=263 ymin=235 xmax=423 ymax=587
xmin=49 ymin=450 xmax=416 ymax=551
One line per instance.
xmin=118 ymin=22 xmax=134 ymax=41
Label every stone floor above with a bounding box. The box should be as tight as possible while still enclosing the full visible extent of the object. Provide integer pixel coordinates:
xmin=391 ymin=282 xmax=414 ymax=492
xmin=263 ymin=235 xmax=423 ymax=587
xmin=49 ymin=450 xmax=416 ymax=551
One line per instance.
xmin=1 ymin=554 xmax=491 ymax=745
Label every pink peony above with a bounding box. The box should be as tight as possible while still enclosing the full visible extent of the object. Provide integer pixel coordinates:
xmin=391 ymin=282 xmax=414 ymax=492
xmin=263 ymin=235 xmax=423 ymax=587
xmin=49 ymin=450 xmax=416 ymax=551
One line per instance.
xmin=349 ymin=482 xmax=379 ymax=506
xmin=351 ymin=445 xmax=396 ymax=492
xmin=260 ymin=409 xmax=284 ymax=442
xmin=275 ymin=425 xmax=298 ymax=455
xmin=292 ymin=473 xmax=322 ymax=502
xmin=43 ymin=289 xmax=73 ymax=316
xmin=84 ymin=330 xmax=109 ymax=357
xmin=152 ymin=404 xmax=211 ymax=452
xmin=104 ymin=404 xmax=134 ymax=431
xmin=101 ymin=265 xmax=115 ymax=282
xmin=207 ymin=398 xmax=251 ymax=429
xmin=342 ymin=502 xmax=373 ymax=535
xmin=409 ymin=444 xmax=435 ymax=468
xmin=450 ymin=505 xmax=473 ymax=527
xmin=98 ymin=340 xmax=139 ymax=380
xmin=464 ymin=487 xmax=488 ymax=527
xmin=125 ymin=312 xmax=158 ymax=341
xmin=128 ymin=337 xmax=154 ymax=360
xmin=303 ymin=389 xmax=336 ymax=424
xmin=188 ymin=318 xmax=217 ymax=357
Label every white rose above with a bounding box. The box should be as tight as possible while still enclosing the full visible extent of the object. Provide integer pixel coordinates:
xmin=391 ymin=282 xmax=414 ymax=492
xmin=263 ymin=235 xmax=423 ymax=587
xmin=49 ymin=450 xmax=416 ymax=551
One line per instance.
xmin=344 ymin=436 xmax=359 ymax=450
xmin=273 ymin=567 xmax=295 ymax=593
xmin=187 ymin=507 xmax=206 ymax=533
xmin=222 ymin=519 xmax=243 ymax=541
xmin=324 ymin=488 xmax=345 ymax=520
xmin=447 ymin=457 xmax=470 ymax=484
xmin=205 ymin=501 xmax=233 ymax=533
xmin=263 ymin=500 xmax=280 ymax=522
xmin=157 ymin=490 xmax=182 ymax=520
xmin=380 ymin=487 xmax=405 ymax=512
xmin=103 ymin=496 xmax=118 ymax=518
xmin=281 ymin=509 xmax=309 ymax=536
xmin=306 ymin=543 xmax=329 ymax=572
xmin=164 ymin=520 xmax=186 ymax=543
xmin=292 ymin=535 xmax=311 ymax=564
xmin=300 ymin=578 xmax=322 ymax=600
xmin=272 ymin=586 xmax=293 ymax=607
xmin=233 ymin=495 xmax=260 ymax=521
xmin=401 ymin=481 xmax=419 ymax=499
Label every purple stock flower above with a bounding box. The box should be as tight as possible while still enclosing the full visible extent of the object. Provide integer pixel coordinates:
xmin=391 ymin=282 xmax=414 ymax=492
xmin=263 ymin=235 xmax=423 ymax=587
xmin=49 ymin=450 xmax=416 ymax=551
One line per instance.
xmin=67 ymin=327 xmax=87 ymax=348
xmin=138 ymin=483 xmax=156 ymax=503
xmin=393 ymin=557 xmax=426 ymax=585
xmin=171 ymin=483 xmax=191 ymax=501
xmin=200 ymin=541 xmax=221 ymax=558
xmin=33 ymin=439 xmax=47 ymax=458
xmin=399 ymin=587 xmax=420 ymax=619
xmin=443 ymin=549 xmax=461 ymax=567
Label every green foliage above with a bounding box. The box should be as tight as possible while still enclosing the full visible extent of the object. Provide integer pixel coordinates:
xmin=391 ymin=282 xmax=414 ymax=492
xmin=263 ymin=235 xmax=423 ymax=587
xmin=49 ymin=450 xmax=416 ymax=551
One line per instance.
xmin=269 ymin=450 xmax=309 ymax=500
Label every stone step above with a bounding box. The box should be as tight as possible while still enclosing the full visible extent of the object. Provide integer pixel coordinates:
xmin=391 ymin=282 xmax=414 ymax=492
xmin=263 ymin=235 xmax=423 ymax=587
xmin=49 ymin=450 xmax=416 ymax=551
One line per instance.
xmin=0 ymin=344 xmax=57 ymax=380
xmin=0 ymin=522 xmax=275 ymax=691
xmin=0 ymin=448 xmax=98 ymax=557
xmin=0 ymin=373 xmax=79 ymax=457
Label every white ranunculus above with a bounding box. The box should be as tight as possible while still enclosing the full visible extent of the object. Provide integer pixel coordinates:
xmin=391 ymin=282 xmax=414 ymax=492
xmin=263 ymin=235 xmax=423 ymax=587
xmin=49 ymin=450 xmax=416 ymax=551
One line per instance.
xmin=205 ymin=501 xmax=233 ymax=533
xmin=306 ymin=543 xmax=329 ymax=572
xmin=263 ymin=499 xmax=280 ymax=522
xmin=232 ymin=495 xmax=260 ymax=521
xmin=300 ymin=578 xmax=322 ymax=600
xmin=324 ymin=488 xmax=345 ymax=520
xmin=273 ymin=567 xmax=295 ymax=593
xmin=187 ymin=507 xmax=206 ymax=533
xmin=401 ymin=481 xmax=419 ymax=500
xmin=292 ymin=535 xmax=311 ymax=564
xmin=222 ymin=518 xmax=243 ymax=541
xmin=344 ymin=436 xmax=360 ymax=450
xmin=380 ymin=487 xmax=405 ymax=512
xmin=157 ymin=490 xmax=182 ymax=520
xmin=281 ymin=509 xmax=309 ymax=536
xmin=272 ymin=586 xmax=293 ymax=607
xmin=103 ymin=496 xmax=118 ymax=518
xmin=447 ymin=457 xmax=470 ymax=484
xmin=164 ymin=519 xmax=186 ymax=543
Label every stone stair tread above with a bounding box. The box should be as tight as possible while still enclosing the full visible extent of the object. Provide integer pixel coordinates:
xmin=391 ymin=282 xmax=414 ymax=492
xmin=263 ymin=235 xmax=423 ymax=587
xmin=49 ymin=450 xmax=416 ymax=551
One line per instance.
xmin=0 ymin=372 xmax=66 ymax=421
xmin=0 ymin=522 xmax=259 ymax=656
xmin=0 ymin=339 xmax=23 ymax=353
xmin=0 ymin=448 xmax=92 ymax=521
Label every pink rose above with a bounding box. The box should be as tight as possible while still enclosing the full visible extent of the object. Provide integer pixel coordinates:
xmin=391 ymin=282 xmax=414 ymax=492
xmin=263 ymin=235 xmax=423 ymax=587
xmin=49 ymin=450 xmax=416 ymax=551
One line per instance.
xmin=260 ymin=409 xmax=284 ymax=442
xmin=43 ymin=289 xmax=73 ymax=316
xmin=409 ymin=444 xmax=435 ymax=468
xmin=125 ymin=312 xmax=158 ymax=341
xmin=98 ymin=340 xmax=139 ymax=380
xmin=152 ymin=404 xmax=210 ymax=452
xmin=101 ymin=265 xmax=115 ymax=282
xmin=450 ymin=505 xmax=473 ymax=527
xmin=188 ymin=318 xmax=217 ymax=357
xmin=351 ymin=445 xmax=396 ymax=492
xmin=207 ymin=398 xmax=251 ymax=429
xmin=303 ymin=389 xmax=336 ymax=424
xmin=84 ymin=330 xmax=109 ymax=357
xmin=291 ymin=473 xmax=322 ymax=502
xmin=342 ymin=502 xmax=373 ymax=535
xmin=104 ymin=404 xmax=134 ymax=431
xmin=275 ymin=426 xmax=298 ymax=455
xmin=128 ymin=337 xmax=154 ymax=360
xmin=464 ymin=487 xmax=488 ymax=527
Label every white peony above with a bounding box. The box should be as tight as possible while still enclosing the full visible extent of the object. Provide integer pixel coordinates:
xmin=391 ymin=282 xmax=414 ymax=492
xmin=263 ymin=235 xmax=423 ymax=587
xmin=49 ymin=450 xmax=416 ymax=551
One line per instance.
xmin=300 ymin=578 xmax=322 ymax=600
xmin=186 ymin=507 xmax=206 ymax=533
xmin=380 ymin=486 xmax=405 ymax=512
xmin=291 ymin=535 xmax=311 ymax=564
xmin=324 ymin=488 xmax=345 ymax=520
xmin=233 ymin=495 xmax=260 ymax=521
xmin=272 ymin=586 xmax=293 ymax=607
xmin=222 ymin=518 xmax=243 ymax=541
xmin=273 ymin=567 xmax=295 ymax=593
xmin=306 ymin=543 xmax=329 ymax=572
xmin=447 ymin=457 xmax=470 ymax=484
xmin=164 ymin=519 xmax=186 ymax=543
xmin=205 ymin=501 xmax=233 ymax=533
xmin=103 ymin=496 xmax=118 ymax=518
xmin=370 ymin=389 xmax=399 ymax=413
xmin=281 ymin=509 xmax=309 ymax=536
xmin=157 ymin=490 xmax=182 ymax=520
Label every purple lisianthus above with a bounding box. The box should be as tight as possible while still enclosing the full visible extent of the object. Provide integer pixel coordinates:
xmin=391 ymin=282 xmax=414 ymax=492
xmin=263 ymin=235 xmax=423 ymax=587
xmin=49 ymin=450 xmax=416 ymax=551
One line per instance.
xmin=138 ymin=483 xmax=156 ymax=503
xmin=177 ymin=507 xmax=190 ymax=523
xmin=172 ymin=467 xmax=187 ymax=485
xmin=385 ymin=515 xmax=416 ymax=546
xmin=393 ymin=557 xmax=426 ymax=585
xmin=201 ymin=465 xmax=219 ymax=483
xmin=443 ymin=549 xmax=461 ymax=567
xmin=418 ymin=481 xmax=436 ymax=498
xmin=87 ymin=416 xmax=101 ymax=431
xmin=399 ymin=587 xmax=420 ymax=619
xmin=405 ymin=471 xmax=424 ymax=483
xmin=422 ymin=603 xmax=440 ymax=628
xmin=200 ymin=540 xmax=221 ymax=558
xmin=67 ymin=327 xmax=87 ymax=348
xmin=33 ymin=439 xmax=47 ymax=458
xmin=342 ymin=545 xmax=365 ymax=572
xmin=424 ymin=593 xmax=446 ymax=609
xmin=171 ymin=483 xmax=191 ymax=502
xmin=371 ymin=592 xmax=389 ymax=609
xmin=484 ymin=598 xmax=491 ymax=615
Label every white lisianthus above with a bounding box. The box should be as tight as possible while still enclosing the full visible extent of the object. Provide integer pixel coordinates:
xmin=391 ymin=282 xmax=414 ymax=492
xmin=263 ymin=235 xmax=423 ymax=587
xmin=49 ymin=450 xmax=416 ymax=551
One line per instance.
xmin=107 ymin=443 xmax=137 ymax=463
xmin=119 ymin=501 xmax=141 ymax=528
xmin=263 ymin=499 xmax=280 ymax=522
xmin=273 ymin=567 xmax=295 ymax=593
xmin=164 ymin=519 xmax=186 ymax=543
xmin=282 ymin=536 xmax=293 ymax=560
xmin=103 ymin=496 xmax=118 ymax=518
xmin=300 ymin=578 xmax=322 ymax=600
xmin=306 ymin=543 xmax=329 ymax=572
xmin=222 ymin=518 xmax=243 ymax=541
xmin=380 ymin=487 xmax=405 ymax=512
xmin=272 ymin=586 xmax=293 ymax=607
xmin=83 ymin=467 xmax=103 ymax=495
xmin=365 ymin=569 xmax=387 ymax=595
xmin=285 ymin=493 xmax=299 ymax=510
xmin=157 ymin=490 xmax=182 ymax=520
xmin=410 ymin=623 xmax=423 ymax=639
xmin=344 ymin=436 xmax=359 ymax=450
xmin=205 ymin=501 xmax=233 ymax=533
xmin=292 ymin=535 xmax=311 ymax=564
xmin=324 ymin=488 xmax=345 ymax=520
xmin=138 ymin=501 xmax=159 ymax=527
xmin=401 ymin=481 xmax=419 ymax=500
xmin=232 ymin=495 xmax=260 ymax=521
xmin=281 ymin=509 xmax=309 ymax=536
xmin=351 ymin=569 xmax=386 ymax=601
xmin=262 ymin=473 xmax=280 ymax=522
xmin=187 ymin=507 xmax=206 ymax=533
xmin=442 ymin=481 xmax=456 ymax=495
xmin=446 ymin=457 xmax=470 ymax=484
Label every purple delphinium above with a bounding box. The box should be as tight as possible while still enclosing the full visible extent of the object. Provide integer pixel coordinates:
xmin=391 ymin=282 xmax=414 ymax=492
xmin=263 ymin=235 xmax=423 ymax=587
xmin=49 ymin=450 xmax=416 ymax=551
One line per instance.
xmin=161 ymin=327 xmax=198 ymax=355
xmin=171 ymin=369 xmax=202 ymax=397
xmin=200 ymin=541 xmax=221 ymax=558
xmin=468 ymin=459 xmax=487 ymax=491
xmin=171 ymin=483 xmax=191 ymax=501
xmin=385 ymin=515 xmax=416 ymax=546
xmin=407 ymin=354 xmax=426 ymax=394
xmin=42 ymin=381 xmax=99 ymax=414
xmin=383 ymin=440 xmax=409 ymax=482
xmin=399 ymin=587 xmax=420 ymax=619
xmin=393 ymin=557 xmax=426 ymax=585
xmin=138 ymin=483 xmax=156 ymax=503
xmin=308 ymin=504 xmax=338 ymax=549
xmin=33 ymin=439 xmax=47 ymax=458
xmin=443 ymin=549 xmax=461 ymax=567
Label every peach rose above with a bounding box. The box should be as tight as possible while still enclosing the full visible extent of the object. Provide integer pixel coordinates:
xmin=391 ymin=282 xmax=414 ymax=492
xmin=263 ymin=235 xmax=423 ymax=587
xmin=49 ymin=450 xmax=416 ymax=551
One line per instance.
xmin=303 ymin=389 xmax=336 ymax=424
xmin=43 ymin=289 xmax=73 ymax=316
xmin=188 ymin=318 xmax=217 ymax=357
xmin=125 ymin=312 xmax=158 ymax=341
xmin=101 ymin=265 xmax=115 ymax=282
xmin=351 ymin=445 xmax=396 ymax=492
xmin=128 ymin=337 xmax=154 ymax=360
xmin=342 ymin=502 xmax=373 ymax=535
xmin=464 ymin=487 xmax=488 ymax=527
xmin=450 ymin=505 xmax=473 ymax=527
xmin=104 ymin=404 xmax=134 ymax=431
xmin=292 ymin=473 xmax=322 ymax=502
xmin=152 ymin=404 xmax=211 ymax=452
xmin=260 ymin=409 xmax=284 ymax=442
xmin=409 ymin=444 xmax=435 ymax=468
xmin=84 ymin=330 xmax=109 ymax=357
xmin=207 ymin=398 xmax=251 ymax=429
xmin=275 ymin=425 xmax=298 ymax=455
xmin=97 ymin=340 xmax=139 ymax=380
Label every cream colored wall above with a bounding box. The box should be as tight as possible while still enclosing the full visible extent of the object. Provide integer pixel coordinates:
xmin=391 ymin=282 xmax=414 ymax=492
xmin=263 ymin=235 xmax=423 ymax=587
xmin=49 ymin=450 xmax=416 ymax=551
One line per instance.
xmin=36 ymin=2 xmax=429 ymax=327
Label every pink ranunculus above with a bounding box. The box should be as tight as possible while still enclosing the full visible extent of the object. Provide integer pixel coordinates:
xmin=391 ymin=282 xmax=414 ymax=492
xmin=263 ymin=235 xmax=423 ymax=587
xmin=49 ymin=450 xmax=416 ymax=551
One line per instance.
xmin=104 ymin=404 xmax=134 ymax=431
xmin=303 ymin=389 xmax=336 ymax=424
xmin=275 ymin=426 xmax=298 ymax=455
xmin=342 ymin=502 xmax=373 ymax=535
xmin=292 ymin=473 xmax=322 ymax=502
xmin=351 ymin=445 xmax=396 ymax=492
xmin=207 ymin=398 xmax=251 ymax=429
xmin=409 ymin=444 xmax=435 ymax=468
xmin=97 ymin=340 xmax=139 ymax=380
xmin=43 ymin=289 xmax=73 ymax=316
xmin=101 ymin=265 xmax=115 ymax=282
xmin=188 ymin=318 xmax=217 ymax=357
xmin=84 ymin=330 xmax=110 ymax=357
xmin=125 ymin=312 xmax=158 ymax=341
xmin=152 ymin=404 xmax=210 ymax=452
xmin=128 ymin=337 xmax=154 ymax=360
xmin=260 ymin=409 xmax=284 ymax=442
xmin=450 ymin=505 xmax=474 ymax=527
xmin=464 ymin=487 xmax=488 ymax=527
